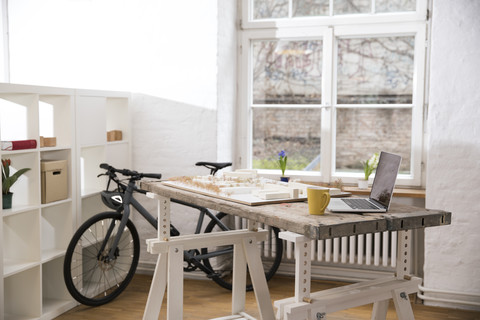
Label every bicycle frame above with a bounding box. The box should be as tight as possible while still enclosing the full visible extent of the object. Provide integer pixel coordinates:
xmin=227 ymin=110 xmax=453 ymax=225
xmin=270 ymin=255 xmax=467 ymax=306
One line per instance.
xmin=105 ymin=176 xmax=231 ymax=267
xmin=64 ymin=163 xmax=282 ymax=306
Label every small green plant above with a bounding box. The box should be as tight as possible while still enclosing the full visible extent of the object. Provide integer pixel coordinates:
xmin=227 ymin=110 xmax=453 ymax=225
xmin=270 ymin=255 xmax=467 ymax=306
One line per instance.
xmin=2 ymin=159 xmax=31 ymax=195
xmin=361 ymin=152 xmax=379 ymax=180
xmin=277 ymin=150 xmax=288 ymax=176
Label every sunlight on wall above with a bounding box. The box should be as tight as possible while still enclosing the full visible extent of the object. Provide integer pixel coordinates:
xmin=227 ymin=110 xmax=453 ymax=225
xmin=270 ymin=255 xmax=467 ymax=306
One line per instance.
xmin=39 ymin=101 xmax=53 ymax=137
xmin=6 ymin=0 xmax=218 ymax=109
xmin=0 ymin=99 xmax=27 ymax=140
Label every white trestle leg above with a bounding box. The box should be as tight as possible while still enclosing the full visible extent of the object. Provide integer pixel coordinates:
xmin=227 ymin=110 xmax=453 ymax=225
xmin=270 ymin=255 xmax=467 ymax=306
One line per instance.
xmin=275 ymin=231 xmax=420 ymax=320
xmin=143 ymin=193 xmax=275 ymax=320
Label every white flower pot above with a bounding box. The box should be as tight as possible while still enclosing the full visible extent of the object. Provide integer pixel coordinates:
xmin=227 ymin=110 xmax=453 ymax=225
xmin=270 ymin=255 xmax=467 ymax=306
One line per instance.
xmin=357 ymin=179 xmax=369 ymax=189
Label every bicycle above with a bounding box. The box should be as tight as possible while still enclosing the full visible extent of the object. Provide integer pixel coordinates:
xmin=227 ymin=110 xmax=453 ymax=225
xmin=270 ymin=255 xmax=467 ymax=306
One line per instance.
xmin=63 ymin=162 xmax=283 ymax=306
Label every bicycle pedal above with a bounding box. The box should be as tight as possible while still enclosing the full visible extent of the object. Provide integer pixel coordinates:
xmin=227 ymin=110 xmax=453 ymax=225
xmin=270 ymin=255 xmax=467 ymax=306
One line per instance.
xmin=206 ymin=273 xmax=220 ymax=279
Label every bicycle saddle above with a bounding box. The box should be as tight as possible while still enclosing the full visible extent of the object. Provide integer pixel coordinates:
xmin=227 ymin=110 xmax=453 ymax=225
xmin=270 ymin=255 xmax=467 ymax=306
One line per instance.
xmin=195 ymin=161 xmax=232 ymax=176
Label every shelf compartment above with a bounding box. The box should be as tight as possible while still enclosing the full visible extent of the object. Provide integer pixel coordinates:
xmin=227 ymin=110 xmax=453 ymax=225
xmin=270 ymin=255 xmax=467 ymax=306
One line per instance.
xmin=106 ymin=97 xmax=130 ymax=142
xmin=4 ymin=266 xmax=42 ymax=319
xmin=42 ymin=257 xmax=75 ymax=319
xmin=106 ymin=141 xmax=130 ymax=169
xmin=41 ymin=202 xmax=73 ymax=263
xmin=2 ymin=203 xmax=39 ymax=218
xmin=80 ymin=193 xmax=108 ymax=224
xmin=3 ymin=209 xmax=40 ymax=277
xmin=1 ymin=152 xmax=40 ymax=207
xmin=80 ymin=146 xmax=106 ymax=197
xmin=76 ymin=96 xmax=107 ymax=146
xmin=39 ymin=95 xmax=74 ymax=149
xmin=0 ymin=93 xmax=39 ymax=142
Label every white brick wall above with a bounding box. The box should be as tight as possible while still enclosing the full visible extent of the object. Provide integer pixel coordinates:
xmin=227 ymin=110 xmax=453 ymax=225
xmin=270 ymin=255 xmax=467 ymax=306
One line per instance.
xmin=425 ymin=0 xmax=480 ymax=309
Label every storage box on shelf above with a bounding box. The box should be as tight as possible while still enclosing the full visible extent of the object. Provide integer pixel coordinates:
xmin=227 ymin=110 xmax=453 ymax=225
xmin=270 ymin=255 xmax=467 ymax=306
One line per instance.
xmin=41 ymin=160 xmax=68 ymax=204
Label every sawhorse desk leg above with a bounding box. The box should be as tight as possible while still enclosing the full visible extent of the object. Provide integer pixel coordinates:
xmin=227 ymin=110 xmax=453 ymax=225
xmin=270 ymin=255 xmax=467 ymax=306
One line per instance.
xmin=275 ymin=231 xmax=420 ymax=320
xmin=143 ymin=195 xmax=275 ymax=320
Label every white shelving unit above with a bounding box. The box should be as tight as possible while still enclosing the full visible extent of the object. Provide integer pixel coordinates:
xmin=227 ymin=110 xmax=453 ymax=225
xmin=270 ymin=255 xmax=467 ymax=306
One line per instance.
xmin=0 ymin=83 xmax=130 ymax=320
xmin=75 ymin=89 xmax=131 ymax=225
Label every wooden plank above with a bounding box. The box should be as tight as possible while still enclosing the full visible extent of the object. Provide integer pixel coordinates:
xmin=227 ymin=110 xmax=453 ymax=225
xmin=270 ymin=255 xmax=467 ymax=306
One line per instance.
xmin=278 ymin=277 xmax=421 ymax=316
xmin=140 ymin=182 xmax=451 ymax=240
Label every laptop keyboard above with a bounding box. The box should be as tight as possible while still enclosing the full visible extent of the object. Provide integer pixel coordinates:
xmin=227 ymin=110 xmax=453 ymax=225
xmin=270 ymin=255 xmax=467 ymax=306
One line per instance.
xmin=342 ymin=198 xmax=379 ymax=210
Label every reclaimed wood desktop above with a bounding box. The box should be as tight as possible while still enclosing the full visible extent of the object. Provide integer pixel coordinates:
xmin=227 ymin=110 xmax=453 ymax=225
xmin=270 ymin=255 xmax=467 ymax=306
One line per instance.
xmin=141 ymin=182 xmax=451 ymax=320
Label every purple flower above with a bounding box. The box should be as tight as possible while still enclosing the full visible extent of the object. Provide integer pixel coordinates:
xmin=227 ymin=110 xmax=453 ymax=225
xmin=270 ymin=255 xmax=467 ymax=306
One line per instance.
xmin=277 ymin=150 xmax=287 ymax=176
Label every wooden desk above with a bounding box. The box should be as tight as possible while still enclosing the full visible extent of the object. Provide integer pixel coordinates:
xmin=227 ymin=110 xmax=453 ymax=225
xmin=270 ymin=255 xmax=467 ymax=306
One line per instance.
xmin=141 ymin=182 xmax=451 ymax=320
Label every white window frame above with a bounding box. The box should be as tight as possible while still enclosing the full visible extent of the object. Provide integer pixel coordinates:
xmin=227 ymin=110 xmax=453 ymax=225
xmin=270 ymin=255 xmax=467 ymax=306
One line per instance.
xmin=241 ymin=0 xmax=428 ymax=29
xmin=237 ymin=0 xmax=428 ymax=187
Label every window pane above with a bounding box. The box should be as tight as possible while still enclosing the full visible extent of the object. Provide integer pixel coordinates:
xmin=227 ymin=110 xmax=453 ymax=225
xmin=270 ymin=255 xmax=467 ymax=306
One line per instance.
xmin=337 ymin=36 xmax=414 ymax=104
xmin=336 ymin=108 xmax=411 ymax=174
xmin=254 ymin=0 xmax=288 ymax=19
xmin=252 ymin=107 xmax=321 ymax=171
xmin=252 ymin=40 xmax=323 ymax=104
xmin=376 ymin=0 xmax=416 ymax=12
xmin=293 ymin=0 xmax=329 ymax=17
xmin=334 ymin=0 xmax=371 ymax=14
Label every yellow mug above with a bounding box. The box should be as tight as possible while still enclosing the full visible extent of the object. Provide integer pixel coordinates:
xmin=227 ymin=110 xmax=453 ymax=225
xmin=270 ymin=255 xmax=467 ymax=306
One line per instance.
xmin=307 ymin=187 xmax=331 ymax=215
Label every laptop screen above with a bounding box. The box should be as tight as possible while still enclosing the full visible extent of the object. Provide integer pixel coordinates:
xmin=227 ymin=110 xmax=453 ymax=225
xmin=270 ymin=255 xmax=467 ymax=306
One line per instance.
xmin=370 ymin=152 xmax=402 ymax=209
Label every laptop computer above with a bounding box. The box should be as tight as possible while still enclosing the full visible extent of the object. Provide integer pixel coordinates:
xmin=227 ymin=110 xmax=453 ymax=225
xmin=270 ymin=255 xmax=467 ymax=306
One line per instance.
xmin=327 ymin=151 xmax=402 ymax=213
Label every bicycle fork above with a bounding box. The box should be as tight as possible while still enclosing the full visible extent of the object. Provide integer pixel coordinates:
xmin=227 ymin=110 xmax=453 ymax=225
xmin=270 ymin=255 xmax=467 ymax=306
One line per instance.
xmin=100 ymin=182 xmax=135 ymax=262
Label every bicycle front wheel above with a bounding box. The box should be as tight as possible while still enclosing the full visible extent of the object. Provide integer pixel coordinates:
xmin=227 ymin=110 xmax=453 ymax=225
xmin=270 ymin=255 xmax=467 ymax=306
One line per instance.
xmin=63 ymin=212 xmax=140 ymax=306
xmin=202 ymin=212 xmax=283 ymax=291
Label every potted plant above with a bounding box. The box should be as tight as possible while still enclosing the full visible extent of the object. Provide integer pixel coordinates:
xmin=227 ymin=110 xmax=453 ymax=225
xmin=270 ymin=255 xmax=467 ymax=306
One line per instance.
xmin=358 ymin=152 xmax=379 ymax=189
xmin=277 ymin=150 xmax=289 ymax=182
xmin=2 ymin=159 xmax=31 ymax=209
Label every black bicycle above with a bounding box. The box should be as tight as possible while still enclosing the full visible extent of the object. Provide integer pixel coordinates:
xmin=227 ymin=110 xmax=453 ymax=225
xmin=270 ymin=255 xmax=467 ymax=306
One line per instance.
xmin=63 ymin=162 xmax=283 ymax=306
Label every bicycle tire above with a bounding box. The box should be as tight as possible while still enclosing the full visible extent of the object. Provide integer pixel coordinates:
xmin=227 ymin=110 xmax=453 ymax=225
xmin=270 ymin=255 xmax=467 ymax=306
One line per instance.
xmin=63 ymin=212 xmax=140 ymax=306
xmin=202 ymin=212 xmax=283 ymax=291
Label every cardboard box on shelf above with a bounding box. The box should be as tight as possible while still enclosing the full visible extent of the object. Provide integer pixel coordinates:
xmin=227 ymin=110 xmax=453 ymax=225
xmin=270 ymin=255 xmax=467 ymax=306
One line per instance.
xmin=107 ymin=130 xmax=122 ymax=142
xmin=40 ymin=136 xmax=57 ymax=147
xmin=41 ymin=160 xmax=68 ymax=204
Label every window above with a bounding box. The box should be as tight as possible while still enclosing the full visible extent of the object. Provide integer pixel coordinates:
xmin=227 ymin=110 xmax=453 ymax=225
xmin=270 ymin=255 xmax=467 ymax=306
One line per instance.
xmin=239 ymin=0 xmax=428 ymax=186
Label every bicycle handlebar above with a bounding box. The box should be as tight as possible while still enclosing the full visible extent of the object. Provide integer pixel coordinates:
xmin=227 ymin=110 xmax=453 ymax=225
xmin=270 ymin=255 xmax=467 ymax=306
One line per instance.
xmin=99 ymin=163 xmax=162 ymax=180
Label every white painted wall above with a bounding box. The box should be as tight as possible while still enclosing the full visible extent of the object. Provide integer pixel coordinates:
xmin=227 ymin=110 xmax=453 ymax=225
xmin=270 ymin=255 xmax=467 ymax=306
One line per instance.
xmin=425 ymin=0 xmax=480 ymax=309
xmin=130 ymin=94 xmax=218 ymax=266
xmin=129 ymin=1 xmax=237 ymax=268
xmin=5 ymin=0 xmax=218 ymax=110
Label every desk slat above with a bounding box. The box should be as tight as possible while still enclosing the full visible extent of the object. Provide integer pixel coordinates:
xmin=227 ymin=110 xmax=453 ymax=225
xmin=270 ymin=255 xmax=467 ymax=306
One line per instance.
xmin=141 ymin=182 xmax=451 ymax=240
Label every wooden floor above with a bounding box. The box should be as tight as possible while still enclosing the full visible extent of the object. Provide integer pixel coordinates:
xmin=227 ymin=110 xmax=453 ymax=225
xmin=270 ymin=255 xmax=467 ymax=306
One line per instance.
xmin=56 ymin=274 xmax=480 ymax=320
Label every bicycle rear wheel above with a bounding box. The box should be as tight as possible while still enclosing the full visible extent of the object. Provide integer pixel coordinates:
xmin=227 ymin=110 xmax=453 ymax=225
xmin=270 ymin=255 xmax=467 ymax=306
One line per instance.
xmin=63 ymin=212 xmax=140 ymax=306
xmin=202 ymin=212 xmax=283 ymax=291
